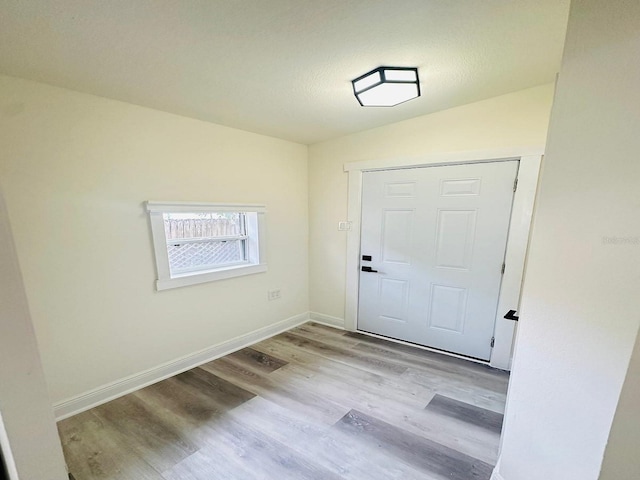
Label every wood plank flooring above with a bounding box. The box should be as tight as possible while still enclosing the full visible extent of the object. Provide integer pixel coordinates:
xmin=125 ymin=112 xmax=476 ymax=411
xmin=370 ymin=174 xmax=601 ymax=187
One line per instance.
xmin=58 ymin=323 xmax=509 ymax=480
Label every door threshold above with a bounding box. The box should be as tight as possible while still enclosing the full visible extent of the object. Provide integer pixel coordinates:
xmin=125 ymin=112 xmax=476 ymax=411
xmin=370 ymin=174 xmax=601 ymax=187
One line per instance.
xmin=356 ymin=329 xmax=491 ymax=366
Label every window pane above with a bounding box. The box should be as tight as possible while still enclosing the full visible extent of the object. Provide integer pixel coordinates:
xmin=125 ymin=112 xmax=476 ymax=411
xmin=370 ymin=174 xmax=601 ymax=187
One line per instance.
xmin=167 ymin=239 xmax=246 ymax=274
xmin=163 ymin=212 xmax=245 ymax=239
xmin=162 ymin=212 xmax=248 ymax=275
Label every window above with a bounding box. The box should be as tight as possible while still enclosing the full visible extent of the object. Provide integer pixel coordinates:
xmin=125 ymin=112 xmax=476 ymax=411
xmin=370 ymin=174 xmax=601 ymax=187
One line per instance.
xmin=146 ymin=202 xmax=267 ymax=290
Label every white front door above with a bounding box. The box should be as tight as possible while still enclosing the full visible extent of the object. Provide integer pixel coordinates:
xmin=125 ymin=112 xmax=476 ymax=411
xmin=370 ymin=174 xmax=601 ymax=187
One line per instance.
xmin=358 ymin=161 xmax=518 ymax=360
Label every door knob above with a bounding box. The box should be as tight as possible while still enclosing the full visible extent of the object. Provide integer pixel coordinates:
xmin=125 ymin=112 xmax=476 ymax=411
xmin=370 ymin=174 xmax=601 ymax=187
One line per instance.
xmin=361 ymin=266 xmax=379 ymax=273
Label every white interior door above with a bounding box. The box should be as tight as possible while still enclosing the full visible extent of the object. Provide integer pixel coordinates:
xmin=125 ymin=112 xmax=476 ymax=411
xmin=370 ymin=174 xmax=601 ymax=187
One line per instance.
xmin=358 ymin=161 xmax=518 ymax=360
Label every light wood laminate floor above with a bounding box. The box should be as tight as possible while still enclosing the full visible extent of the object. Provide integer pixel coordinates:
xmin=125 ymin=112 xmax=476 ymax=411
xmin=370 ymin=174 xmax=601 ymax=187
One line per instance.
xmin=58 ymin=323 xmax=509 ymax=480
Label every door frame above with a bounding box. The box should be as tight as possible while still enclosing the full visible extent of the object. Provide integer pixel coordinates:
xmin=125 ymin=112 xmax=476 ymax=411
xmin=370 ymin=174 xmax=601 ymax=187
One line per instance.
xmin=343 ymin=147 xmax=544 ymax=370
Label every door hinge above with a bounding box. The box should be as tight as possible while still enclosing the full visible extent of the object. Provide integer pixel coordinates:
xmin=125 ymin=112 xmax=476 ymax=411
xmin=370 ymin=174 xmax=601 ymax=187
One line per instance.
xmin=501 ymin=263 xmax=506 ymax=274
xmin=513 ymin=178 xmax=518 ymax=192
xmin=490 ymin=337 xmax=495 ymax=348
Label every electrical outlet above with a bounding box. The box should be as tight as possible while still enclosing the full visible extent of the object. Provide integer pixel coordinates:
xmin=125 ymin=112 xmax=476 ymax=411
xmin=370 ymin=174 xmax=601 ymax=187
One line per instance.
xmin=338 ymin=221 xmax=352 ymax=231
xmin=268 ymin=289 xmax=281 ymax=301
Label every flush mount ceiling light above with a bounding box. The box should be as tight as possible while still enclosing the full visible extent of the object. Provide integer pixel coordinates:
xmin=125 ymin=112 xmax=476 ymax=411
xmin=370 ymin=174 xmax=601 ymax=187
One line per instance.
xmin=352 ymin=66 xmax=420 ymax=107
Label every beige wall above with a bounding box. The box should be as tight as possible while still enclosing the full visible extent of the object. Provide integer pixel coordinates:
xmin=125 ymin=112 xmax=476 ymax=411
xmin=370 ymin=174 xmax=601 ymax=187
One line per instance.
xmin=497 ymin=1 xmax=640 ymax=479
xmin=308 ymin=83 xmax=555 ymax=321
xmin=0 ymin=187 xmax=67 ymax=479
xmin=0 ymin=75 xmax=309 ymax=405
xmin=599 ymin=330 xmax=640 ymax=480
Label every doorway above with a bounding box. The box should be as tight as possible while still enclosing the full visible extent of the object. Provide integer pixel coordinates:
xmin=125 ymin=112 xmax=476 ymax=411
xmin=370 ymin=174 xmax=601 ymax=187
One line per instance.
xmin=343 ymin=149 xmax=543 ymax=369
xmin=357 ymin=161 xmax=518 ymax=360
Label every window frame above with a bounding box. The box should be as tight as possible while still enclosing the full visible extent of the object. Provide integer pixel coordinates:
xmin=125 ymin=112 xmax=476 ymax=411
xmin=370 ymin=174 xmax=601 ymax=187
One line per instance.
xmin=146 ymin=201 xmax=267 ymax=291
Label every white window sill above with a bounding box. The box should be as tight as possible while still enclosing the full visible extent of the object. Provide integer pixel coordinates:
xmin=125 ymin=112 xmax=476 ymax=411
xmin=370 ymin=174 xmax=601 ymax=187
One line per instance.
xmin=156 ymin=263 xmax=267 ymax=291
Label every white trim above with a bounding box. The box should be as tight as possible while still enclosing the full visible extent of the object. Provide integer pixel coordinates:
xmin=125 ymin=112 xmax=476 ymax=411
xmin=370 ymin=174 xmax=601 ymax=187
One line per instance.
xmin=53 ymin=312 xmax=309 ymax=420
xmin=156 ymin=263 xmax=267 ymax=291
xmin=344 ymin=170 xmax=363 ymax=332
xmin=490 ymin=155 xmax=542 ymax=370
xmin=490 ymin=457 xmax=505 ymax=480
xmin=0 ymin=412 xmax=20 ymax=480
xmin=344 ymin=146 xmax=545 ymax=172
xmin=344 ymin=148 xmax=544 ymax=369
xmin=309 ymin=312 xmax=345 ymax=329
xmin=146 ymin=201 xmax=266 ymax=213
xmin=149 ymin=209 xmax=171 ymax=281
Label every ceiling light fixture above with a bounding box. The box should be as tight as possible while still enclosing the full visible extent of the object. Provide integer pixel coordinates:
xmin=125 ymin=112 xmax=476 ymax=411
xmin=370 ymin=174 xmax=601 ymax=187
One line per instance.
xmin=352 ymin=66 xmax=420 ymax=107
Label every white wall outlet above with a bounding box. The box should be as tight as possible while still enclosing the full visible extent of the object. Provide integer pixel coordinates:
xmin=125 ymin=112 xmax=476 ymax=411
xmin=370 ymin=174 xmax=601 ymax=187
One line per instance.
xmin=338 ymin=221 xmax=352 ymax=231
xmin=268 ymin=289 xmax=281 ymax=301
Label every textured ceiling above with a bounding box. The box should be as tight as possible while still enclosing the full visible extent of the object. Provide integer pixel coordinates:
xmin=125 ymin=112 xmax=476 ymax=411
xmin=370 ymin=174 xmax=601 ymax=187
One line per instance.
xmin=0 ymin=0 xmax=570 ymax=144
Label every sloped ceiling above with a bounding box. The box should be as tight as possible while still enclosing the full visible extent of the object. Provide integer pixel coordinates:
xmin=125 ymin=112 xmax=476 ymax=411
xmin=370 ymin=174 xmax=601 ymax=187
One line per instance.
xmin=0 ymin=0 xmax=570 ymax=144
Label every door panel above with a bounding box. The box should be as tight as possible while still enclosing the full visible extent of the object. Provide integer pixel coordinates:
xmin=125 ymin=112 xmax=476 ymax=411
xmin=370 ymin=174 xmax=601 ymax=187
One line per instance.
xmin=382 ymin=209 xmax=414 ymax=264
xmin=428 ymin=284 xmax=468 ymax=333
xmin=385 ymin=181 xmax=416 ymax=197
xmin=435 ymin=209 xmax=477 ymax=269
xmin=378 ymin=278 xmax=410 ymax=322
xmin=358 ymin=161 xmax=518 ymax=360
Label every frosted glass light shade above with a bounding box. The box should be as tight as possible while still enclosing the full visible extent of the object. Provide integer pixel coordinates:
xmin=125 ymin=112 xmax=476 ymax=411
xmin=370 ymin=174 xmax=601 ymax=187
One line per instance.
xmin=352 ymin=67 xmax=420 ymax=107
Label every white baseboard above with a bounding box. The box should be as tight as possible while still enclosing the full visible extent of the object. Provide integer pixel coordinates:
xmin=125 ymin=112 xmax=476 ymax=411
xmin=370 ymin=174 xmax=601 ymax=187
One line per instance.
xmin=490 ymin=457 xmax=504 ymax=480
xmin=54 ymin=312 xmax=310 ymax=420
xmin=309 ymin=312 xmax=345 ymax=329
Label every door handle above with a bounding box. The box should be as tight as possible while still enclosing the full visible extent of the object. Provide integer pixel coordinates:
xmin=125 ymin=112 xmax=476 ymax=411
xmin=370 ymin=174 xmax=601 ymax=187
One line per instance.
xmin=504 ymin=310 xmax=519 ymax=321
xmin=361 ymin=266 xmax=379 ymax=273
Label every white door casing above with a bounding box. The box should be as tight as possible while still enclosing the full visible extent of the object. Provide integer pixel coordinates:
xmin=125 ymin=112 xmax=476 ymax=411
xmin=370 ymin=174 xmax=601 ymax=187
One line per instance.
xmin=344 ymin=148 xmax=544 ymax=369
xmin=358 ymin=161 xmax=518 ymax=360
